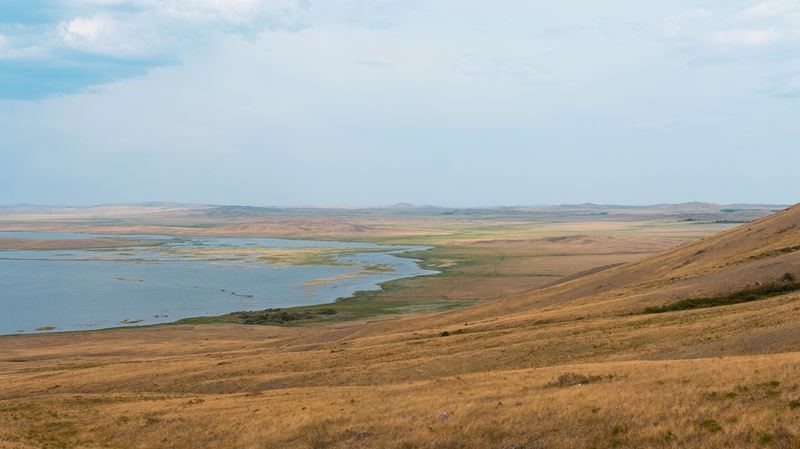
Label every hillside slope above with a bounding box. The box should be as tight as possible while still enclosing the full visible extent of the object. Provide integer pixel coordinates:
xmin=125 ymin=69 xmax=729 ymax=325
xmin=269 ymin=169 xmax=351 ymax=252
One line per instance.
xmin=335 ymin=203 xmax=800 ymax=345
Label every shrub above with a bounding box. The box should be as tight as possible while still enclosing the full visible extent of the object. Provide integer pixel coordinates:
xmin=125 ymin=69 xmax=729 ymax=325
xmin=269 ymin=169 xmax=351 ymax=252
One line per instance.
xmin=749 ymin=245 xmax=800 ymax=260
xmin=547 ymin=372 xmax=605 ymax=388
xmin=644 ymin=282 xmax=800 ymax=314
xmin=757 ymin=432 xmax=774 ymax=445
xmin=700 ymin=419 xmax=721 ymax=433
xmin=238 ymin=308 xmax=338 ymax=325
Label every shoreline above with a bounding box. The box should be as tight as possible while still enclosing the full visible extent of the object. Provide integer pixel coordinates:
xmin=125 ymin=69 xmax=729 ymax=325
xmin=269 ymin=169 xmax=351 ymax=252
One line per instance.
xmin=2 ymin=207 xmax=737 ymax=336
xmin=1 ymin=236 xmax=446 ymax=336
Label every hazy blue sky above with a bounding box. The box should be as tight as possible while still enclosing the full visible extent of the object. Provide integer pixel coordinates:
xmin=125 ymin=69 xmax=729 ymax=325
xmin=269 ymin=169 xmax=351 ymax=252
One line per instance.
xmin=1 ymin=0 xmax=799 ymax=206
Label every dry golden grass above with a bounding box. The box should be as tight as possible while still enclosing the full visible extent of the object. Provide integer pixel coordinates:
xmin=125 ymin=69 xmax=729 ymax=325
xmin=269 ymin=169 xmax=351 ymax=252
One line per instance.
xmin=1 ymin=204 xmax=798 ymax=448
xmin=2 ymin=345 xmax=799 ymax=449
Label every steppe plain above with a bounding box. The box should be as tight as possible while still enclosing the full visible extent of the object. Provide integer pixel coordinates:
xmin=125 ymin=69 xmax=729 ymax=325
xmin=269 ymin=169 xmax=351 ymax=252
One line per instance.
xmin=1 ymin=202 xmax=799 ymax=449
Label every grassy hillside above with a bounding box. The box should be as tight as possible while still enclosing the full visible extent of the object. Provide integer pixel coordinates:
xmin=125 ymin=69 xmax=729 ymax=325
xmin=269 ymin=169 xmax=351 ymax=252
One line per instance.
xmin=1 ymin=204 xmax=799 ymax=448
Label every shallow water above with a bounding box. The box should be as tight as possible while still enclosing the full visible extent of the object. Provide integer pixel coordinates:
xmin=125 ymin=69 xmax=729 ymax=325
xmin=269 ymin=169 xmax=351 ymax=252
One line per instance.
xmin=0 ymin=232 xmax=436 ymax=334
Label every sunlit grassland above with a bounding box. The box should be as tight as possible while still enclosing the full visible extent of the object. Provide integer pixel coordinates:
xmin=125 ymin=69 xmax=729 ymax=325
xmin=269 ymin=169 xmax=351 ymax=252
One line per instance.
xmin=365 ymin=220 xmax=737 ymax=246
xmin=3 ymin=337 xmax=799 ymax=449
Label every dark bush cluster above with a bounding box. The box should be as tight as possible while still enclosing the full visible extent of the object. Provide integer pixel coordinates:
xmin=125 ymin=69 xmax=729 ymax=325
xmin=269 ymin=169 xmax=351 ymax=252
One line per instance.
xmin=238 ymin=308 xmax=337 ymax=324
xmin=644 ymin=281 xmax=800 ymax=314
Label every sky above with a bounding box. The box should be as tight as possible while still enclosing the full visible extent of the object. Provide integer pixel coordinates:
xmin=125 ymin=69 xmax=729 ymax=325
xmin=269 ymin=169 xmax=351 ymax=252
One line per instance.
xmin=1 ymin=0 xmax=799 ymax=207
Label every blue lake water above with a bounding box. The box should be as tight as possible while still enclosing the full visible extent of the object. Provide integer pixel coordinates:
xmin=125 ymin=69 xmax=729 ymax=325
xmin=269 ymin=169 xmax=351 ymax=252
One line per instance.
xmin=0 ymin=232 xmax=436 ymax=335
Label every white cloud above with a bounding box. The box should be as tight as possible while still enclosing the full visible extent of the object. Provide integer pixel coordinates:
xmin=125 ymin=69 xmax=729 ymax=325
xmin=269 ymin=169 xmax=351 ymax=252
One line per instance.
xmin=712 ymin=28 xmax=782 ymax=46
xmin=739 ymin=0 xmax=798 ymax=19
xmin=60 ymin=16 xmax=112 ymax=43
xmin=64 ymin=0 xmax=136 ymax=5
xmin=766 ymin=72 xmax=800 ymax=97
xmin=161 ymin=0 xmax=301 ymax=24
xmin=662 ymin=9 xmax=713 ymax=39
xmin=62 ymin=0 xmax=307 ymax=27
xmin=58 ymin=14 xmax=159 ymax=56
xmin=46 ymin=1 xmax=339 ymax=59
xmin=0 ymin=34 xmax=47 ymax=60
xmin=662 ymin=1 xmax=800 ymax=48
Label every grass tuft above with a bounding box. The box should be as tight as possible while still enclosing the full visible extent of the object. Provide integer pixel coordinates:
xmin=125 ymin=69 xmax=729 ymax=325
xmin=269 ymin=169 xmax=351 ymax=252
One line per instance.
xmin=700 ymin=419 xmax=722 ymax=433
xmin=547 ymin=373 xmax=607 ymax=388
xmin=757 ymin=431 xmax=774 ymax=445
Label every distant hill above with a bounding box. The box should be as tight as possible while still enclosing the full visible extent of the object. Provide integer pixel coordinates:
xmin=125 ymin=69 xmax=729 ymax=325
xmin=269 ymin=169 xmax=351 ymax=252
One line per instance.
xmin=201 ymin=205 xmax=285 ymax=218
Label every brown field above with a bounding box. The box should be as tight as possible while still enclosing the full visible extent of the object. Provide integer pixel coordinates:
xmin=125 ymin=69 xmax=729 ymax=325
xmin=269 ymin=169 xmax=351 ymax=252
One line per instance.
xmin=1 ymin=203 xmax=799 ymax=448
xmin=0 ymin=238 xmax=155 ymax=250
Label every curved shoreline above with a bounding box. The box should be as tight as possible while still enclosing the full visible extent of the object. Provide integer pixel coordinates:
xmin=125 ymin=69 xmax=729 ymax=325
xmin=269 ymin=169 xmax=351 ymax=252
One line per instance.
xmin=1 ymin=234 xmax=442 ymax=336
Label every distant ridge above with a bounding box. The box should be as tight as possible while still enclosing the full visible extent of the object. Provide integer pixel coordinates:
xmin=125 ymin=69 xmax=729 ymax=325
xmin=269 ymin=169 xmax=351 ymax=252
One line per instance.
xmin=0 ymin=201 xmax=787 ymax=211
xmin=202 ymin=205 xmax=285 ymax=218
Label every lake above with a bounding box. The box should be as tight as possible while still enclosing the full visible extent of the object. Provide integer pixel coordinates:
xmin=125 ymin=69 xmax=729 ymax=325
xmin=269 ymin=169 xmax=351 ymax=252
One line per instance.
xmin=0 ymin=232 xmax=436 ymax=335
